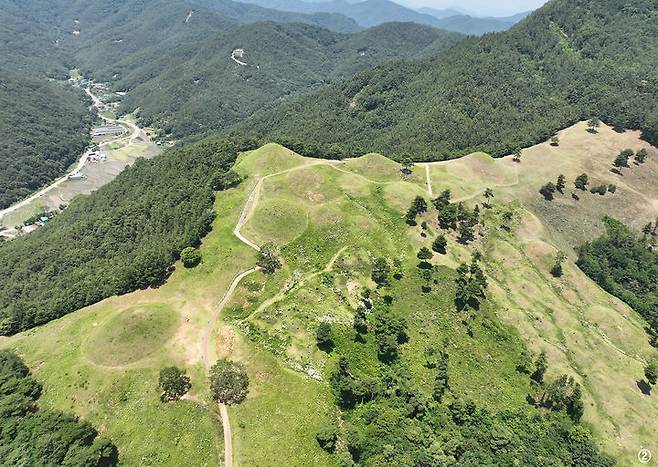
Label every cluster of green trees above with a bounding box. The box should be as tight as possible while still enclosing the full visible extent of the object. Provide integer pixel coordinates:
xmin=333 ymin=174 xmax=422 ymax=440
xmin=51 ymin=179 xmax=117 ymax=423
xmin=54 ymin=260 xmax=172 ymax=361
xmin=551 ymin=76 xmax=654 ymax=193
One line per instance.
xmin=0 ymin=138 xmax=257 ymax=335
xmin=525 ymin=352 xmax=584 ymax=422
xmin=320 ymin=284 xmax=612 ymax=466
xmin=232 ymin=0 xmax=658 ymax=162
xmin=405 ymin=196 xmax=428 ymax=225
xmin=455 ymin=254 xmax=488 ymax=312
xmin=612 ymin=148 xmax=651 ymax=175
xmin=577 ymin=217 xmax=658 ymax=346
xmin=432 ymin=190 xmax=480 ymax=244
xmin=0 ymin=350 xmax=118 ymax=465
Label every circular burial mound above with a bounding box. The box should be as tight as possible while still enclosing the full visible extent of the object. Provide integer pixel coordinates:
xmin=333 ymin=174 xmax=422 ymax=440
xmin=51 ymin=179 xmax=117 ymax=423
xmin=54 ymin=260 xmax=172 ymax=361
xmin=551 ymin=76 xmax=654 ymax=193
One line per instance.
xmin=85 ymin=304 xmax=178 ymax=366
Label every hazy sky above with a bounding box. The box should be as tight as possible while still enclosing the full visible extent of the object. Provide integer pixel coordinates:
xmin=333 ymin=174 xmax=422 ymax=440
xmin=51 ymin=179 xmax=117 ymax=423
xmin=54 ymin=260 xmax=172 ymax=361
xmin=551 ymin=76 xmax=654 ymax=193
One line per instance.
xmin=402 ymin=0 xmax=549 ymax=16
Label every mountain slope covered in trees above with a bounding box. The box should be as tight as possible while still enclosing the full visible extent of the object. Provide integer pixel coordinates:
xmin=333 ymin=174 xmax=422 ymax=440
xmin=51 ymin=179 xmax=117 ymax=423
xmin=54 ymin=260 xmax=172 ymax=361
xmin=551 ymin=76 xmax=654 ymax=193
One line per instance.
xmin=229 ymin=0 xmax=658 ymax=161
xmin=0 ymin=5 xmax=93 ymax=210
xmin=0 ymin=75 xmax=93 ymax=210
xmin=115 ymin=21 xmax=462 ymax=137
xmin=0 ymin=350 xmax=118 ymax=465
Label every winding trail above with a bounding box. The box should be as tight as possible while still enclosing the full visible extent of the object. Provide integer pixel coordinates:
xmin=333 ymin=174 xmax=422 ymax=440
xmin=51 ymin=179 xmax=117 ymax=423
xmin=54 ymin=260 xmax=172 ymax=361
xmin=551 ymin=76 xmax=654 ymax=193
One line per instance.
xmin=202 ymin=177 xmax=264 ymax=467
xmin=201 ymin=161 xmax=339 ymax=466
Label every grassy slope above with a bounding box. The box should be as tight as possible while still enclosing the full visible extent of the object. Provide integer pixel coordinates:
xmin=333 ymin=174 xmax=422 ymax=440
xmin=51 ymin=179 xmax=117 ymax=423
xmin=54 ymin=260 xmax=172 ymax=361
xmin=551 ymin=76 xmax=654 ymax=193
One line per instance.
xmin=1 ymin=128 xmax=657 ymax=465
xmin=426 ymin=121 xmax=658 ymax=463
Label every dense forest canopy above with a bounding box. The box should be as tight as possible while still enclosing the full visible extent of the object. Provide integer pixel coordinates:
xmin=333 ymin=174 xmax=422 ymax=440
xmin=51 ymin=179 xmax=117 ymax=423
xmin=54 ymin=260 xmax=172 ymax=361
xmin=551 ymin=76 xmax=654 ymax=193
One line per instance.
xmin=0 ymin=138 xmax=256 ymax=335
xmin=0 ymin=0 xmax=462 ymax=210
xmin=228 ymin=0 xmax=658 ymax=161
xmin=0 ymin=350 xmax=118 ymax=465
xmin=116 ymin=21 xmax=462 ymax=138
xmin=577 ymin=217 xmax=658 ymax=346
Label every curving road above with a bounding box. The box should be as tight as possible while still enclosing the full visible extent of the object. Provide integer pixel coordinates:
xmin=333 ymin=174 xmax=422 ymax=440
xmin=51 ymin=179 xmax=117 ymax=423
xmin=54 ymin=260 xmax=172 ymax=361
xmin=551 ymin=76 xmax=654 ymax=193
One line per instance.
xmin=0 ymin=87 xmax=145 ymax=223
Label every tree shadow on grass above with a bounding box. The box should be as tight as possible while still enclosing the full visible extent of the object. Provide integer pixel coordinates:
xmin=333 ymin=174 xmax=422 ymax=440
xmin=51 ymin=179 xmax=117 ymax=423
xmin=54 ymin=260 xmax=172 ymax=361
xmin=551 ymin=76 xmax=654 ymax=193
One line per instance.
xmin=637 ymin=379 xmax=652 ymax=396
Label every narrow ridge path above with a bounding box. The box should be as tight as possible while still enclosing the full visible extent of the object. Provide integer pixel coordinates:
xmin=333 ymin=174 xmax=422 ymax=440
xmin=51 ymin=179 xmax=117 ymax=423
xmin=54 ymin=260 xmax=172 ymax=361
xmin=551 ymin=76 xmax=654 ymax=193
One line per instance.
xmin=424 ymin=163 xmax=434 ymax=198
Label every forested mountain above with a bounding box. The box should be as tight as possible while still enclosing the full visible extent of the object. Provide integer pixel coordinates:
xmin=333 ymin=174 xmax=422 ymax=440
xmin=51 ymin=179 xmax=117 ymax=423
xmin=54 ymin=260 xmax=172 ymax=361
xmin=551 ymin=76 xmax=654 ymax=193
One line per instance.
xmin=115 ymin=21 xmax=462 ymax=137
xmin=236 ymin=0 xmax=442 ymax=27
xmin=431 ymin=12 xmax=531 ymax=35
xmin=229 ymin=0 xmax=658 ymax=161
xmin=0 ymin=0 xmax=390 ymax=210
xmin=0 ymin=5 xmax=93 ymax=210
xmin=0 ymin=75 xmax=93 ymax=210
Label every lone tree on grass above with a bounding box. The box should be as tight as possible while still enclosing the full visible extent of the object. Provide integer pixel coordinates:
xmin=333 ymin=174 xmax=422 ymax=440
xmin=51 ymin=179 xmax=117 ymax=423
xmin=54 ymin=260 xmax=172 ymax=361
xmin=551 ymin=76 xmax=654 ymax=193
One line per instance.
xmin=483 ymin=188 xmax=494 ymax=208
xmin=432 ymin=234 xmax=448 ymax=254
xmin=574 ymin=173 xmax=589 ymax=191
xmin=315 ymin=424 xmax=338 ymax=452
xmin=550 ymin=252 xmax=567 ymax=278
xmin=645 ymin=357 xmax=658 ymax=388
xmin=512 ymin=148 xmax=523 ymax=163
xmin=531 ymin=351 xmax=548 ymax=385
xmin=371 ymin=257 xmax=390 ymax=287
xmin=210 ymin=359 xmax=249 ymax=405
xmin=455 ymin=256 xmax=488 ymax=311
xmin=432 ymin=189 xmax=452 ymax=209
xmin=257 ymin=243 xmax=282 ymax=274
xmin=587 ymin=117 xmax=601 ymax=133
xmin=353 ymin=306 xmax=368 ymax=335
xmin=540 ymin=182 xmax=557 ymax=201
xmin=556 ymin=175 xmax=566 ymax=193
xmin=550 ymin=135 xmax=560 ymax=146
xmin=401 ymin=157 xmax=414 ymax=175
xmin=159 ymin=366 xmax=191 ymax=402
xmin=406 ymin=196 xmax=427 ymax=225
xmin=635 ymin=148 xmax=648 ymax=164
xmin=180 ymin=247 xmax=202 ymax=268
xmin=316 ymin=322 xmax=334 ymax=352
xmin=458 ymin=222 xmax=475 ymax=244
xmin=417 ymin=247 xmax=433 ymax=262
xmin=590 ymin=185 xmax=607 ymax=196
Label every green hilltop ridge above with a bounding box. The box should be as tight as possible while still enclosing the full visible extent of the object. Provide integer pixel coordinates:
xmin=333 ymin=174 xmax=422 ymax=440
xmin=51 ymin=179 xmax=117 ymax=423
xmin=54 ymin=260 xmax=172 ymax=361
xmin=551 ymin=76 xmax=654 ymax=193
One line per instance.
xmin=1 ymin=121 xmax=657 ymax=464
xmin=228 ymin=0 xmax=658 ymax=160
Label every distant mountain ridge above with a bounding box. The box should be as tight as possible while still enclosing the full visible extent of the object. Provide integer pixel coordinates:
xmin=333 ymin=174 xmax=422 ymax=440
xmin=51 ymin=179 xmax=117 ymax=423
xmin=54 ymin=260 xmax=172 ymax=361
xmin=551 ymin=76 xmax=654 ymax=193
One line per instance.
xmin=233 ymin=0 xmax=529 ymax=34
